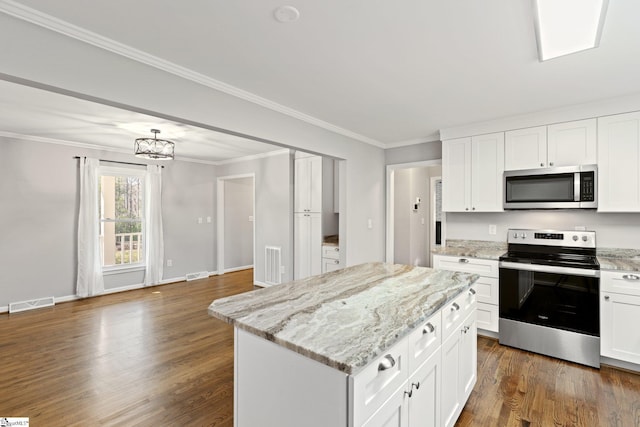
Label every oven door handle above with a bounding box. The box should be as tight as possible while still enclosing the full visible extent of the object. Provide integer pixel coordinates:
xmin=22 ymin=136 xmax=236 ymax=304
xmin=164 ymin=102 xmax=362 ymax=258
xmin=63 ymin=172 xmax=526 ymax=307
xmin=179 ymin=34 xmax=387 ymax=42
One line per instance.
xmin=499 ymin=261 xmax=600 ymax=278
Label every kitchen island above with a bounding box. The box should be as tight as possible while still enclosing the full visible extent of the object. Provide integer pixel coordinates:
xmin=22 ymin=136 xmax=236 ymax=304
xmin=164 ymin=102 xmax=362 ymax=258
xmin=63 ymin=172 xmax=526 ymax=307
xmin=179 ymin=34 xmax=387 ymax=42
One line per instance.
xmin=209 ymin=262 xmax=479 ymax=427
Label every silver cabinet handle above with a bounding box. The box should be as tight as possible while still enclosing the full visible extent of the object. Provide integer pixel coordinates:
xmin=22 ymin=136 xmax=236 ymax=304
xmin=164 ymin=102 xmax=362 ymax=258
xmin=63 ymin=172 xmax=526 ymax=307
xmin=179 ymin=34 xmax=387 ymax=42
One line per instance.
xmin=469 ymin=288 xmax=476 ymax=295
xmin=334 ymin=247 xmax=339 ymax=252
xmin=540 ymin=163 xmax=544 ymax=167
xmin=472 ymin=207 xmax=476 ymax=210
xmin=404 ymin=389 xmax=413 ymax=398
xmin=333 ymin=260 xmax=339 ymax=264
xmin=604 ymin=295 xmax=610 ymax=301
xmin=411 ymin=382 xmax=420 ymax=390
xmin=451 ymin=302 xmax=460 ymax=312
xmin=550 ymin=162 xmax=554 ymax=166
xmin=622 ymin=274 xmax=640 ymax=281
xmin=459 ymin=258 xmax=469 ymax=263
xmin=423 ymin=322 xmax=435 ymax=334
xmin=378 ymin=354 xmax=396 ymax=371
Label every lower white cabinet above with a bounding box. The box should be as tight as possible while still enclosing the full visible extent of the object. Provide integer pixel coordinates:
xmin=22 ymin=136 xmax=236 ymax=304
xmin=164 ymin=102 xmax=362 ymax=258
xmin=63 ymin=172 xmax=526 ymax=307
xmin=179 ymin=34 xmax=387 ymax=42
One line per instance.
xmin=433 ymin=254 xmax=499 ymax=333
xmin=322 ymin=244 xmax=341 ymax=273
xmin=294 ymin=212 xmax=322 ymax=279
xmin=601 ymin=270 xmax=640 ymax=364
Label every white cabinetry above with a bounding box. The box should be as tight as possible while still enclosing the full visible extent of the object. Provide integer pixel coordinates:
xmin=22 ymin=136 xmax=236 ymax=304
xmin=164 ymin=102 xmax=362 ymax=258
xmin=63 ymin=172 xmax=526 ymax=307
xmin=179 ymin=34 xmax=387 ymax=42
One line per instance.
xmin=322 ymin=245 xmax=341 ymax=273
xmin=433 ymin=254 xmax=499 ymax=333
xmin=505 ymin=119 xmax=596 ymax=171
xmin=294 ymin=212 xmax=322 ymax=279
xmin=442 ymin=132 xmax=504 ymax=212
xmin=295 ymin=155 xmax=323 ymax=213
xmin=598 ymin=112 xmax=640 ymax=212
xmin=601 ymin=270 xmax=640 ymax=365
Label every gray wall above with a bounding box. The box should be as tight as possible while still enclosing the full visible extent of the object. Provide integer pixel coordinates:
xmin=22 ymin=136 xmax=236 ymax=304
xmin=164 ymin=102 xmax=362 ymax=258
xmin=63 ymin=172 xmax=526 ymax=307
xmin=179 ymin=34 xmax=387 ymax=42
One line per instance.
xmin=217 ymin=152 xmax=293 ymax=284
xmin=224 ymin=177 xmax=254 ymax=270
xmin=385 ymin=141 xmax=442 ymax=165
xmin=0 ymin=136 xmax=217 ymax=308
xmin=446 ymin=211 xmax=640 ymax=249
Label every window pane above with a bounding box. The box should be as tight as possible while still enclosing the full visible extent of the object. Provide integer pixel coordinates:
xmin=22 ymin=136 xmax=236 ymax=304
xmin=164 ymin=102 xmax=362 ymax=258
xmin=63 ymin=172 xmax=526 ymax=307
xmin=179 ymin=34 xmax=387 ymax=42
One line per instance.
xmin=100 ymin=175 xmax=144 ymax=220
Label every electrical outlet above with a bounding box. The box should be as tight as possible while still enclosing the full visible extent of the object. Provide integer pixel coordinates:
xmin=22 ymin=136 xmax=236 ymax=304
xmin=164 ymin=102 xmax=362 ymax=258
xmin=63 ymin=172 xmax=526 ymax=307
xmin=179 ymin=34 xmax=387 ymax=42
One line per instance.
xmin=166 ymin=259 xmax=173 ymax=267
xmin=206 ymin=216 xmax=212 ymax=223
xmin=489 ymin=224 xmax=497 ymax=235
xmin=198 ymin=217 xmax=203 ymax=224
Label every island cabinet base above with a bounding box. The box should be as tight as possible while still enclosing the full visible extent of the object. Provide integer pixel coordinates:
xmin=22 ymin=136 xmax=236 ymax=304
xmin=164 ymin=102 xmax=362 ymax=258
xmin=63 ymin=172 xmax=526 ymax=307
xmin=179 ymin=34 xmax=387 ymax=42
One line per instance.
xmin=232 ymin=287 xmax=478 ymax=427
xmin=234 ymin=328 xmax=348 ymax=427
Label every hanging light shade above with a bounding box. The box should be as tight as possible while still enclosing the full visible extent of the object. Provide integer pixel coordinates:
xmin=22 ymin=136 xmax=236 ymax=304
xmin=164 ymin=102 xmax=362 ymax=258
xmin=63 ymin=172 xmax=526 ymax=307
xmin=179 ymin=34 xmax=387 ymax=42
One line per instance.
xmin=134 ymin=129 xmax=175 ymax=160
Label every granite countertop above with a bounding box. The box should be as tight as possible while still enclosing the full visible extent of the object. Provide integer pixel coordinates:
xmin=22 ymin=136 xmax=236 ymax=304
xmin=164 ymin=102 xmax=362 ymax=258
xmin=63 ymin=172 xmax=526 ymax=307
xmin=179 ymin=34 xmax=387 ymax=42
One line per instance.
xmin=597 ymin=248 xmax=640 ymax=272
xmin=432 ymin=239 xmax=507 ymax=261
xmin=208 ymin=262 xmax=478 ymax=375
xmin=323 ymin=235 xmax=339 ymax=246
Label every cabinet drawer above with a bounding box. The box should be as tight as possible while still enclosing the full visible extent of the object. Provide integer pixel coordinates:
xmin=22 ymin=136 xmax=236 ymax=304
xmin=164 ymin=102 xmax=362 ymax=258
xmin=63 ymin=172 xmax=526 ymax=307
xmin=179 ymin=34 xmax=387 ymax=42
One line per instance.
xmin=322 ymin=245 xmax=340 ymax=259
xmin=474 ymin=277 xmax=499 ymax=305
xmin=408 ymin=311 xmax=441 ymax=373
xmin=433 ymin=255 xmax=498 ymax=278
xmin=350 ymin=338 xmax=409 ymax=427
xmin=601 ymin=270 xmax=640 ymax=296
xmin=476 ymin=302 xmax=499 ymax=333
xmin=442 ymin=288 xmax=477 ymax=340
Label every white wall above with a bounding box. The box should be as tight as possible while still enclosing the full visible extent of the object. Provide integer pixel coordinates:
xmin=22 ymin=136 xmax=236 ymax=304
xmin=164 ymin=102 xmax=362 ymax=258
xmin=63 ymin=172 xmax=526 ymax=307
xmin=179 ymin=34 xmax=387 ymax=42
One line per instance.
xmin=223 ymin=177 xmax=254 ymax=270
xmin=0 ymin=13 xmax=386 ymax=268
xmin=0 ymin=136 xmax=217 ymax=308
xmin=217 ymin=152 xmax=293 ymax=284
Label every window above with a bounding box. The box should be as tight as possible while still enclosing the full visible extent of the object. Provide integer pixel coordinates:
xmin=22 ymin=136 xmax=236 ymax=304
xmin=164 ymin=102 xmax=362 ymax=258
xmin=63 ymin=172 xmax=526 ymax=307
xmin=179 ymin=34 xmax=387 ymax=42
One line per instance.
xmin=99 ymin=166 xmax=146 ymax=269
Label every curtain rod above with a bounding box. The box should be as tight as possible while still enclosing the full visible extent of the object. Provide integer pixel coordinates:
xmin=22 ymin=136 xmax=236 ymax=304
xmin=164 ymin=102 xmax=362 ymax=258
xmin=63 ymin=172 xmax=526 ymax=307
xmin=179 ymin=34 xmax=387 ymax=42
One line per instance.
xmin=73 ymin=156 xmax=165 ymax=168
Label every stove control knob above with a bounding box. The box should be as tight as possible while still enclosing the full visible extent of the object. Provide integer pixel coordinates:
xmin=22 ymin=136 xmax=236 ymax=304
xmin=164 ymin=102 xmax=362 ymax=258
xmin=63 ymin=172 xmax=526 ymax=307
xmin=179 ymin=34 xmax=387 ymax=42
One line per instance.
xmin=521 ymin=233 xmax=527 ymax=239
xmin=572 ymin=235 xmax=579 ymax=241
xmin=582 ymin=235 xmax=588 ymax=242
xmin=513 ymin=232 xmax=519 ymax=238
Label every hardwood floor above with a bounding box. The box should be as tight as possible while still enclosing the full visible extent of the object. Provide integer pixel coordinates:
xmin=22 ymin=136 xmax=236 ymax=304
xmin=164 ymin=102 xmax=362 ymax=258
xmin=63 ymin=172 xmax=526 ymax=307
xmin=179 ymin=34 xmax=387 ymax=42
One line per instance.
xmin=1 ymin=270 xmax=639 ymax=426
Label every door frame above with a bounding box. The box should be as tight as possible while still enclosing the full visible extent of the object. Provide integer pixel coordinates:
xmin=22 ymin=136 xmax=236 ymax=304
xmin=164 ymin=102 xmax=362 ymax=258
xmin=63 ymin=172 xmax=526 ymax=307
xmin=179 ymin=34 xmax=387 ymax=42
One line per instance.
xmin=385 ymin=160 xmax=441 ymax=264
xmin=216 ymin=173 xmax=256 ymax=277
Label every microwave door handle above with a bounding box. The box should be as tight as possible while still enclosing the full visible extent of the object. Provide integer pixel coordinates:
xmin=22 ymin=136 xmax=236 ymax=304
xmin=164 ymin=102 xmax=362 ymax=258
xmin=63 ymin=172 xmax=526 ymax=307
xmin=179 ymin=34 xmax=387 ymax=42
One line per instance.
xmin=574 ymin=172 xmax=581 ymax=202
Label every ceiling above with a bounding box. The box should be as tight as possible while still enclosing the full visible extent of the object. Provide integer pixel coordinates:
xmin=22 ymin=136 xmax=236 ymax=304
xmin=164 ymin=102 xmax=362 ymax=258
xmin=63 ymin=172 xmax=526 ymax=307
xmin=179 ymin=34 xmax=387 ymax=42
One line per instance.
xmin=0 ymin=79 xmax=284 ymax=164
xmin=2 ymin=0 xmax=640 ymax=153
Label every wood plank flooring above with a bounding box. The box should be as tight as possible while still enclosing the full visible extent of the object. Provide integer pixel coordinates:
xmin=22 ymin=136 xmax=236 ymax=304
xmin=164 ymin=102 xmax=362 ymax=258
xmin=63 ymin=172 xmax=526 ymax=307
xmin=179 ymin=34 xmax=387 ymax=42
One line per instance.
xmin=1 ymin=270 xmax=639 ymax=426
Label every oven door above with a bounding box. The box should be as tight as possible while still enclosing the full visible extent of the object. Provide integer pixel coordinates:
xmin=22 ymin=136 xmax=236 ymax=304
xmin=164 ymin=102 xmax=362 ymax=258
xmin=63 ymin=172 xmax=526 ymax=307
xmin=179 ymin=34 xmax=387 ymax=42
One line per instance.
xmin=499 ymin=261 xmax=600 ymax=336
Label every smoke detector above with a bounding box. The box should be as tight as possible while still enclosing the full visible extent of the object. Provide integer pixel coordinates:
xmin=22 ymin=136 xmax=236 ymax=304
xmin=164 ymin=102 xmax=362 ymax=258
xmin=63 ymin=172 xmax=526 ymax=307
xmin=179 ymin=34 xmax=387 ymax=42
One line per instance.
xmin=274 ymin=5 xmax=300 ymax=23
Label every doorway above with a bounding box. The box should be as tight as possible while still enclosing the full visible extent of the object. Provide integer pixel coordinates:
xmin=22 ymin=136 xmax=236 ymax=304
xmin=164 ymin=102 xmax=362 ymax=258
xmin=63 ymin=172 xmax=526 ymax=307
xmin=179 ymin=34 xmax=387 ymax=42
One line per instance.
xmin=386 ymin=161 xmax=443 ymax=267
xmin=216 ymin=174 xmax=255 ymax=276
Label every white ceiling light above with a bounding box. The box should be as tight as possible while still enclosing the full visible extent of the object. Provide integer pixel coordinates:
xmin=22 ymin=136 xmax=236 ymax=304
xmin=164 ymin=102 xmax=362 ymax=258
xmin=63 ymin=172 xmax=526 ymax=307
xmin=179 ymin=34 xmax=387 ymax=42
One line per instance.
xmin=533 ymin=0 xmax=608 ymax=61
xmin=274 ymin=5 xmax=300 ymax=23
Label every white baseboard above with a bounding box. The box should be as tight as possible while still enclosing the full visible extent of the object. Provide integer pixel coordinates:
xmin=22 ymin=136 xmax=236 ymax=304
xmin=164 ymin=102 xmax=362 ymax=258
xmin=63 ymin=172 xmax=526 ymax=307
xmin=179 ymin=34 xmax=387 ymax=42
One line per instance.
xmin=253 ymin=280 xmax=269 ymax=288
xmin=601 ymin=356 xmax=640 ymax=373
xmin=224 ymin=265 xmax=254 ymax=274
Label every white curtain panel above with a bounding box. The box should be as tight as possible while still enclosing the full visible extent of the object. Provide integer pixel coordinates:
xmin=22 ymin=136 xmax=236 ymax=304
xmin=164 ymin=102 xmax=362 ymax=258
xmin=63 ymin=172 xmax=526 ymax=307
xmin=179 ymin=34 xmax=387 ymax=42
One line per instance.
xmin=145 ymin=165 xmax=164 ymax=286
xmin=77 ymin=157 xmax=105 ymax=298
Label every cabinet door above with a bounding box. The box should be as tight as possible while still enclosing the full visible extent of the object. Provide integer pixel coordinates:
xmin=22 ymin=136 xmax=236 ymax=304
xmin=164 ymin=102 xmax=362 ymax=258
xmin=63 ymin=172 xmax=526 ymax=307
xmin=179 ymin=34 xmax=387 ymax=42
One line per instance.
xmin=504 ymin=126 xmax=547 ymax=170
xmin=459 ymin=312 xmax=477 ymax=403
xmin=547 ymin=119 xmax=597 ymax=167
xmin=322 ymin=257 xmax=341 ymax=273
xmin=362 ymin=386 xmax=408 ymax=427
xmin=471 ymin=132 xmax=504 ymax=212
xmin=294 ymin=213 xmax=322 ymax=279
xmin=442 ymin=138 xmax=471 ymax=212
xmin=598 ymin=112 xmax=640 ymax=212
xmin=601 ymin=291 xmax=640 ymax=364
xmin=294 ymin=156 xmax=323 ymax=212
xmin=441 ymin=329 xmax=461 ymax=427
xmin=407 ymin=347 xmax=441 ymax=427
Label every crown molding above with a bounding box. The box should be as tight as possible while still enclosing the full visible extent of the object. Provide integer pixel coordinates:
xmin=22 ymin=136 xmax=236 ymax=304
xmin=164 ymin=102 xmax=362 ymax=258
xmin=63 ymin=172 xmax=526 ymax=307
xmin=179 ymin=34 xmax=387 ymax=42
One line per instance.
xmin=384 ymin=133 xmax=441 ymax=149
xmin=0 ymin=0 xmax=384 ymax=148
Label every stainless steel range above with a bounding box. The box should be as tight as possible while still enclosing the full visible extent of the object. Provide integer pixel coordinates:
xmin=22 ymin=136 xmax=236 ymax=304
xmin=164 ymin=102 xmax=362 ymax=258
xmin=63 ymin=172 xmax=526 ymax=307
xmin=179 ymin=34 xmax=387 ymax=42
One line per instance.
xmin=499 ymin=229 xmax=600 ymax=368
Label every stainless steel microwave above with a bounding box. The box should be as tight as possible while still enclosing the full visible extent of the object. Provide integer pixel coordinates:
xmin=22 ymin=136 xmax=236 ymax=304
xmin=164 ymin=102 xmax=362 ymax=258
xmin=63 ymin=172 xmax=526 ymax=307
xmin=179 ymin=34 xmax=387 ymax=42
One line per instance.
xmin=504 ymin=165 xmax=597 ymax=209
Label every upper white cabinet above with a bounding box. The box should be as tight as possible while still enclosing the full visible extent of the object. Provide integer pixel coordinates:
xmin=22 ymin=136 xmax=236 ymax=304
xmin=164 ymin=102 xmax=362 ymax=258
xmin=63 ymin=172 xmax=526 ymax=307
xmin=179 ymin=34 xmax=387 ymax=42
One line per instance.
xmin=442 ymin=132 xmax=504 ymax=212
xmin=504 ymin=119 xmax=596 ymax=170
xmin=548 ymin=119 xmax=597 ymax=167
xmin=504 ymin=126 xmax=547 ymax=170
xmin=295 ymin=155 xmax=323 ymax=213
xmin=598 ymin=112 xmax=640 ymax=212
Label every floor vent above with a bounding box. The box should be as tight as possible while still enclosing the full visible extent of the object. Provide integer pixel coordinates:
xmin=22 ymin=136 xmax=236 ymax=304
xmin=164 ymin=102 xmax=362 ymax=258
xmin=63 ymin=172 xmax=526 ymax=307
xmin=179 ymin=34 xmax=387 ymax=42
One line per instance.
xmin=186 ymin=271 xmax=209 ymax=281
xmin=9 ymin=296 xmax=55 ymax=313
xmin=265 ymin=246 xmax=282 ymax=285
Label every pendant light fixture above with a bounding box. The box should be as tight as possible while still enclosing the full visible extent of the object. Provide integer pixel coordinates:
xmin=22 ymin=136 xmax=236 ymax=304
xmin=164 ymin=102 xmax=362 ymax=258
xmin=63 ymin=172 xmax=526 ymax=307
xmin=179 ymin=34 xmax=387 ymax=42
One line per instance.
xmin=134 ymin=129 xmax=175 ymax=160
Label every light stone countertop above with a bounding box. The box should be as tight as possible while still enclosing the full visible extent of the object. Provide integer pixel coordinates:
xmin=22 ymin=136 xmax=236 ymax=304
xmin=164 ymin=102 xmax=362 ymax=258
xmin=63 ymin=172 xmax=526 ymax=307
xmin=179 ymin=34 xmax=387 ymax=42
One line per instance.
xmin=597 ymin=248 xmax=640 ymax=272
xmin=208 ymin=262 xmax=478 ymax=374
xmin=432 ymin=239 xmax=507 ymax=261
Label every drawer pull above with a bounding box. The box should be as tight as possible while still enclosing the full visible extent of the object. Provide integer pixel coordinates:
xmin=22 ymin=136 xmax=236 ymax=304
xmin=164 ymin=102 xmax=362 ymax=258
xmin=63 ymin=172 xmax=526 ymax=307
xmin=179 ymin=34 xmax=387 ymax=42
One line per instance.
xmin=378 ymin=354 xmax=396 ymax=371
xmin=459 ymin=258 xmax=470 ymax=263
xmin=622 ymin=274 xmax=640 ymax=281
xmin=469 ymin=288 xmax=476 ymax=295
xmin=334 ymin=247 xmax=339 ymax=252
xmin=333 ymin=260 xmax=339 ymax=264
xmin=404 ymin=389 xmax=413 ymax=398
xmin=604 ymin=295 xmax=610 ymax=301
xmin=451 ymin=302 xmax=460 ymax=312
xmin=422 ymin=323 xmax=435 ymax=334
xmin=411 ymin=382 xmax=420 ymax=391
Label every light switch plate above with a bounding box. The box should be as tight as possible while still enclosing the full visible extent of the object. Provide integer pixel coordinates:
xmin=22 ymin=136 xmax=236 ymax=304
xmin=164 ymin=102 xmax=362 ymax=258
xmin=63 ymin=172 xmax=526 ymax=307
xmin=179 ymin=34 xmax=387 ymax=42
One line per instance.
xmin=489 ymin=224 xmax=497 ymax=235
